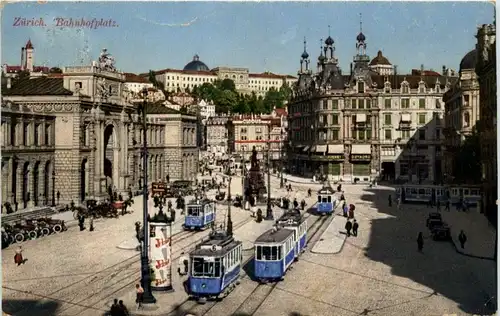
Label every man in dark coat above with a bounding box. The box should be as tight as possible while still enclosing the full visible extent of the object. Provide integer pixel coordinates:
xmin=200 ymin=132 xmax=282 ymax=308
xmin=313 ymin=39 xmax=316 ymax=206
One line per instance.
xmin=345 ymin=220 xmax=352 ymax=237
xmin=458 ymin=230 xmax=467 ymax=249
xmin=352 ymin=220 xmax=359 ymax=237
xmin=417 ymin=232 xmax=424 ymax=252
xmin=110 ymin=299 xmax=119 ymax=316
xmin=388 ymin=195 xmax=392 ymax=207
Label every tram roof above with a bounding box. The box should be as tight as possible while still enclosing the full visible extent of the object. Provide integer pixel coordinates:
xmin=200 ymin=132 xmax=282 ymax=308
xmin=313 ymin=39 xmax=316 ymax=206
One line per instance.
xmin=317 ymin=186 xmax=335 ymax=195
xmin=276 ymin=209 xmax=303 ymax=226
xmin=190 ymin=239 xmax=242 ymax=257
xmin=255 ymin=228 xmax=294 ymax=243
xmin=187 ymin=198 xmax=213 ymax=205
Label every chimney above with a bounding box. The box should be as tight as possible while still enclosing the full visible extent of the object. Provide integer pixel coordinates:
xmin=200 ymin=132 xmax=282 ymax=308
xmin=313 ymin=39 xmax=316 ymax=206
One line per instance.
xmin=442 ymin=65 xmax=446 ymax=75
xmin=21 ymin=47 xmax=25 ymax=70
xmin=7 ymin=77 xmax=12 ymax=89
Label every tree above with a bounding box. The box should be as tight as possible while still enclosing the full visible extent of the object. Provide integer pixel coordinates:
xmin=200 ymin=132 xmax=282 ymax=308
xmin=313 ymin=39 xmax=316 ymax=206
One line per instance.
xmin=263 ymin=87 xmax=284 ymax=112
xmin=220 ymin=79 xmax=236 ymax=92
xmin=279 ymin=82 xmax=292 ymax=103
xmin=148 ymin=70 xmax=158 ymax=87
xmin=215 ymin=90 xmax=237 ymax=114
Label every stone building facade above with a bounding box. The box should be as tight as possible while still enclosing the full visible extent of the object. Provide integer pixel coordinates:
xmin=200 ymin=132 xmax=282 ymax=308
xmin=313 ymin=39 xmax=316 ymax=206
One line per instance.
xmin=206 ymin=115 xmax=230 ymax=157
xmin=1 ymin=48 xmax=198 ymax=210
xmin=475 ymin=23 xmax=497 ymax=224
xmin=288 ymin=30 xmax=454 ymax=183
xmin=443 ymin=49 xmax=480 ymax=180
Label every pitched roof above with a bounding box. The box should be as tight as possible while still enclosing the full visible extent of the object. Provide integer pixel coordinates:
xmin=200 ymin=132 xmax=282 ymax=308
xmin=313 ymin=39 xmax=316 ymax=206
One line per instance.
xmin=145 ymin=101 xmax=182 ymax=115
xmin=153 ymin=68 xmax=216 ymax=76
xmin=368 ymin=74 xmax=452 ymax=89
xmin=124 ymin=72 xmax=150 ymax=83
xmin=249 ymin=72 xmax=287 ymax=79
xmin=274 ymin=108 xmax=287 ymax=116
xmin=2 ymin=77 xmax=73 ymax=96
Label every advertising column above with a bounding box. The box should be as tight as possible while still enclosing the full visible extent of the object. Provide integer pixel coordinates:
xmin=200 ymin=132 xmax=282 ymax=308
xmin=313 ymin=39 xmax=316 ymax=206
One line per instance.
xmin=149 ymin=221 xmax=173 ymax=292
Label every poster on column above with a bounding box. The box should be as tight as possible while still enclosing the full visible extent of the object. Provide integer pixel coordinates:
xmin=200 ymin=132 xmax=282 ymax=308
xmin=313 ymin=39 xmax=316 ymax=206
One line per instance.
xmin=149 ymin=222 xmax=173 ymax=291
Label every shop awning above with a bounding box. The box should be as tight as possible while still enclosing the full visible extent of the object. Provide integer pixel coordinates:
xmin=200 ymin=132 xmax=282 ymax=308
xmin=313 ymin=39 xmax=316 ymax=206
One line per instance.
xmin=351 ymin=144 xmax=371 ymax=154
xmin=303 ymin=146 xmax=310 ymax=152
xmin=356 ymin=113 xmax=366 ymax=123
xmin=315 ymin=145 xmax=327 ymax=153
xmin=328 ymin=144 xmax=344 ymax=154
xmin=401 ymin=113 xmax=411 ymax=122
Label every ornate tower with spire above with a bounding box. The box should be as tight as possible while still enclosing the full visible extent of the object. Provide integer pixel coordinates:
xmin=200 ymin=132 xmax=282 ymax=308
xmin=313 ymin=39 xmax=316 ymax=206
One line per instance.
xmin=354 ymin=14 xmax=370 ymax=65
xmin=299 ymin=37 xmax=311 ymax=74
xmin=25 ymin=39 xmax=34 ymax=72
xmin=317 ymin=38 xmax=326 ymax=72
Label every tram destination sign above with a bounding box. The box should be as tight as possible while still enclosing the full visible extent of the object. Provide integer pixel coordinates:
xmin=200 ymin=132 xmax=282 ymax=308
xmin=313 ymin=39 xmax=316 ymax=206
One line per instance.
xmin=152 ymin=182 xmax=166 ymax=193
xmin=350 ymin=154 xmax=371 ymax=161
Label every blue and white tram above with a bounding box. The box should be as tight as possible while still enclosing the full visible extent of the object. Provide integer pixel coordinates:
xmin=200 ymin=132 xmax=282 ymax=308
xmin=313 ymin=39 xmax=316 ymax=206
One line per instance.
xmin=188 ymin=232 xmax=243 ymax=301
xmin=399 ymin=185 xmax=447 ymax=204
xmin=316 ymin=185 xmax=336 ymax=215
xmin=184 ymin=199 xmax=216 ymax=230
xmin=275 ymin=209 xmax=307 ymax=260
xmin=449 ymin=186 xmax=481 ymax=206
xmin=254 ymin=227 xmax=295 ymax=282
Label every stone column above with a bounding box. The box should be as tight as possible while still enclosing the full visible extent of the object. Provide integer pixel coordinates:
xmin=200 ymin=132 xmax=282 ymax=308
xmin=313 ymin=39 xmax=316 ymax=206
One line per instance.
xmin=1 ymin=159 xmax=9 ymax=206
xmin=27 ymin=163 xmax=34 ymax=208
xmin=94 ymin=121 xmax=102 ymax=193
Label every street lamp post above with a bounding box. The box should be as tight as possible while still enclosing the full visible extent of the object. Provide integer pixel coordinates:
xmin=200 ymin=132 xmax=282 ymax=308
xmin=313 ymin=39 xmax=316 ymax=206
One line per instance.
xmin=52 ymin=168 xmax=56 ymax=206
xmin=279 ymin=129 xmax=284 ymax=189
xmin=139 ymin=88 xmax=156 ymax=304
xmin=266 ymin=127 xmax=273 ymax=220
xmin=226 ymin=167 xmax=233 ymax=235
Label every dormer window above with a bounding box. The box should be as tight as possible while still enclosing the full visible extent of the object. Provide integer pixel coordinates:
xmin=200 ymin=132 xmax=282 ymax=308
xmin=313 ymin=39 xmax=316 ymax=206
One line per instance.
xmin=401 ymin=83 xmax=409 ymax=94
xmin=435 ymin=84 xmax=441 ymax=93
xmin=384 ymin=82 xmax=391 ymax=93
xmin=419 ymin=83 xmax=426 ymax=93
xmin=358 ymin=81 xmax=365 ymax=93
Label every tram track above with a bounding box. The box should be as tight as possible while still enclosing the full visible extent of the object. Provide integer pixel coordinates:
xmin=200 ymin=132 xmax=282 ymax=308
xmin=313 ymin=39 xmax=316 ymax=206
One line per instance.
xmin=179 ymin=212 xmax=333 ymax=316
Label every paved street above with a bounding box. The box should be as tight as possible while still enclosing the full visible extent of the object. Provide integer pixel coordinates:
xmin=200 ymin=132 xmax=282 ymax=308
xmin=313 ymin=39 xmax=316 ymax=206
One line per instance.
xmin=2 ymin=178 xmax=496 ymax=316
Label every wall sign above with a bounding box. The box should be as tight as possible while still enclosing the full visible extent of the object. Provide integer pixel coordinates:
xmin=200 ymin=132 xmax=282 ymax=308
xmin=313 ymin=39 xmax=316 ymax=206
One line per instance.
xmin=350 ymin=154 xmax=371 ymax=161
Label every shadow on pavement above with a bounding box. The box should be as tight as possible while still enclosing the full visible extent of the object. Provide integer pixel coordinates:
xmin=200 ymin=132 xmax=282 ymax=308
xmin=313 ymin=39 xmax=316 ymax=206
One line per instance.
xmin=2 ymin=299 xmax=61 ymax=316
xmin=361 ymin=187 xmax=497 ymax=315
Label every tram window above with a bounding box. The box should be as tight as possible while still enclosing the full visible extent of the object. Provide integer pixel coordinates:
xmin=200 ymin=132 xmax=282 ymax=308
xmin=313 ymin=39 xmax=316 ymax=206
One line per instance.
xmin=471 ymin=189 xmax=479 ymax=195
xmin=214 ymin=258 xmax=221 ymax=277
xmin=256 ymin=246 xmax=262 ymax=260
xmin=411 ymin=188 xmax=417 ymax=194
xmin=192 ymin=257 xmax=218 ymax=277
xmin=318 ymin=196 xmax=322 ymax=203
xmin=322 ymin=197 xmax=328 ymax=203
xmin=418 ymin=189 xmax=425 ymax=195
xmin=188 ymin=207 xmax=200 ymax=216
xmin=262 ymin=246 xmax=272 ymax=260
xmin=464 ymin=189 xmax=469 ymax=195
xmin=327 ymin=196 xmax=332 ymax=203
xmin=270 ymin=246 xmax=280 ymax=260
xmin=425 ymin=189 xmax=431 ymax=195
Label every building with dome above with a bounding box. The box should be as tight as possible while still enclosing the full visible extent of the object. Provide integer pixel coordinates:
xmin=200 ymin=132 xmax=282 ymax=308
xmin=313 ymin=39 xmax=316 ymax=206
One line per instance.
xmin=475 ymin=23 xmax=496 ymax=224
xmin=287 ymin=24 xmax=457 ymax=183
xmin=150 ymin=55 xmax=297 ymax=96
xmin=442 ymin=48 xmax=480 ymax=182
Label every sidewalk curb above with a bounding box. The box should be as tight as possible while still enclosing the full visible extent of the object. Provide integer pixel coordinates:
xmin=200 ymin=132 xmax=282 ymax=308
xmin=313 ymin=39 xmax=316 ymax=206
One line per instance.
xmin=310 ymin=213 xmax=347 ymax=255
xmin=448 ymin=237 xmax=495 ymax=261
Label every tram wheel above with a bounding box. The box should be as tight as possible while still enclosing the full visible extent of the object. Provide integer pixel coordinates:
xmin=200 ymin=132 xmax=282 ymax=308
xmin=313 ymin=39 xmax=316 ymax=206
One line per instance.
xmin=41 ymin=228 xmax=51 ymax=236
xmin=14 ymin=233 xmax=25 ymax=243
xmin=28 ymin=230 xmax=38 ymax=239
xmin=53 ymin=224 xmax=62 ymax=233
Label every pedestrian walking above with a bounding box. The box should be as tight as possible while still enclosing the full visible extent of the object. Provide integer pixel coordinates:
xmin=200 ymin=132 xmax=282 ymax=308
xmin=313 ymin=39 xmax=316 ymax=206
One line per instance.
xmin=118 ymin=300 xmax=129 ymax=316
xmin=178 ymin=252 xmax=189 ymax=276
xmin=445 ymin=200 xmax=450 ymax=211
xmin=307 ymin=188 xmax=312 ymax=197
xmin=388 ymin=195 xmax=392 ymax=207
xmin=417 ymin=232 xmax=424 ymax=252
xmin=170 ymin=208 xmax=176 ymax=222
xmin=397 ymin=197 xmax=401 ymax=210
xmin=458 ymin=230 xmax=467 ymax=249
xmin=436 ymin=200 xmax=441 ymax=211
xmin=135 ymin=284 xmax=144 ymax=309
xmin=352 ymin=220 xmax=359 ymax=237
xmin=110 ymin=299 xmax=119 ymax=316
xmin=14 ymin=246 xmax=24 ymax=266
xmin=89 ymin=214 xmax=95 ymax=232
xmin=345 ymin=219 xmax=352 ymax=237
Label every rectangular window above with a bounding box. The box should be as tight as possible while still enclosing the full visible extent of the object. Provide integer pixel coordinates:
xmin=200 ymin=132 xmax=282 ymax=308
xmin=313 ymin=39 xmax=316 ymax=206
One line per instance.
xmin=352 ymin=99 xmax=357 ymax=109
xmin=192 ymin=257 xmax=219 ymax=277
xmin=385 ymin=129 xmax=392 ymax=140
xmin=384 ymin=114 xmax=392 ymax=125
xmin=419 ymin=129 xmax=426 ymax=140
xmin=358 ymin=130 xmax=365 ymax=140
xmin=401 ymin=99 xmax=410 ymax=109
xmin=436 ymin=129 xmax=441 ymax=140
xmin=332 ymin=99 xmax=339 ymax=109
xmin=366 ymin=129 xmax=372 ymax=140
xmin=366 ymin=99 xmax=371 ymax=109
xmin=23 ymin=123 xmax=29 ymax=146
xmin=358 ymin=81 xmax=365 ymax=93
xmin=419 ymin=99 xmax=426 ymax=109
xmin=418 ymin=114 xmax=426 ymax=124
xmin=435 ymin=99 xmax=441 ymax=109
xmin=240 ymin=128 xmax=247 ymax=134
xmin=385 ymin=99 xmax=391 ymax=109
xmin=34 ymin=124 xmax=39 ymax=146
xmin=358 ymin=99 xmax=365 ymax=109
xmin=255 ymin=127 xmax=262 ymax=133
xmin=332 ymin=130 xmax=339 ymax=140
xmin=402 ymin=130 xmax=410 ymax=139
xmin=332 ymin=114 xmax=339 ymax=125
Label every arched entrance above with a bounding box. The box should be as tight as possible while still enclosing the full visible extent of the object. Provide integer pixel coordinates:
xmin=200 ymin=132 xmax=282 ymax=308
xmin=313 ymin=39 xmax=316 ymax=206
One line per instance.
xmin=33 ymin=161 xmax=40 ymax=206
xmin=22 ymin=162 xmax=29 ymax=208
xmin=81 ymin=158 xmax=88 ymax=202
xmin=103 ymin=124 xmax=114 ymax=191
xmin=44 ymin=161 xmax=50 ymax=206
